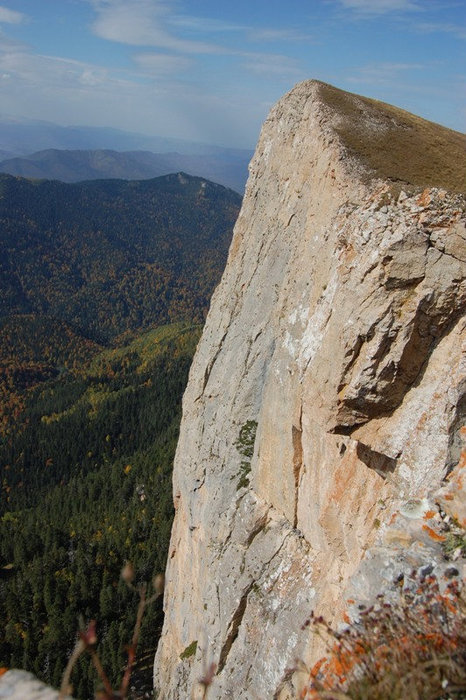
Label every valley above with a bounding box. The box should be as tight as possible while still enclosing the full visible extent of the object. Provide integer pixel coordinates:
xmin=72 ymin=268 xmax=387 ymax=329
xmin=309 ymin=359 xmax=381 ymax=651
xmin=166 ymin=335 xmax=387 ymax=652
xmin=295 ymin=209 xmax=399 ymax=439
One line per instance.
xmin=0 ymin=171 xmax=240 ymax=697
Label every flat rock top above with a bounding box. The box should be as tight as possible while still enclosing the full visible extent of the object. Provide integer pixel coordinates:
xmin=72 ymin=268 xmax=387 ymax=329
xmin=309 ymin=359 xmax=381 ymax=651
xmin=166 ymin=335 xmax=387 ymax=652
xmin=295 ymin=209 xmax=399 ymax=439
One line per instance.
xmin=294 ymin=80 xmax=466 ymax=193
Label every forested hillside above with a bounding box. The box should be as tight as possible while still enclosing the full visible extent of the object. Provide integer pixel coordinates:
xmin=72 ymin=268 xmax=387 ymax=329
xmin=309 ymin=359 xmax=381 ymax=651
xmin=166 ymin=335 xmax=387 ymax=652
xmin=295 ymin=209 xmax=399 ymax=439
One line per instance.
xmin=0 ymin=324 xmax=200 ymax=697
xmin=0 ymin=172 xmax=241 ymax=342
xmin=0 ymin=172 xmax=240 ymax=697
xmin=0 ymin=315 xmax=102 ymax=436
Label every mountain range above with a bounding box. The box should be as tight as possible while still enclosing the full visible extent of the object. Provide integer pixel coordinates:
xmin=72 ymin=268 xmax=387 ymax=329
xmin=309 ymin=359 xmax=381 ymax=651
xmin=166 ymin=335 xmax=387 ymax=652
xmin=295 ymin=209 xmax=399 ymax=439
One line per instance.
xmin=0 ymin=116 xmax=252 ymax=192
xmin=0 ymin=148 xmax=250 ymax=193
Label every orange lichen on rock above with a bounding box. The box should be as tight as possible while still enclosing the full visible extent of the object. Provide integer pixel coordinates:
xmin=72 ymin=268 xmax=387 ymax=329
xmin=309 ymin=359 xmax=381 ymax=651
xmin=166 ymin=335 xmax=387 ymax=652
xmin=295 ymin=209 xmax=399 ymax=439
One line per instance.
xmin=422 ymin=524 xmax=446 ymax=542
xmin=437 ymin=446 xmax=466 ymax=527
xmin=416 ymin=189 xmax=432 ymax=207
xmin=423 ymin=510 xmax=437 ymax=520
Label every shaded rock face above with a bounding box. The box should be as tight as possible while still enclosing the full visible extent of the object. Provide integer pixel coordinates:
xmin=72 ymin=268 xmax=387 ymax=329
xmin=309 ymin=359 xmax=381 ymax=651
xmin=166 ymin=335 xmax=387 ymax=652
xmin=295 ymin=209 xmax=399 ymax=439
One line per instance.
xmin=154 ymin=81 xmax=466 ymax=699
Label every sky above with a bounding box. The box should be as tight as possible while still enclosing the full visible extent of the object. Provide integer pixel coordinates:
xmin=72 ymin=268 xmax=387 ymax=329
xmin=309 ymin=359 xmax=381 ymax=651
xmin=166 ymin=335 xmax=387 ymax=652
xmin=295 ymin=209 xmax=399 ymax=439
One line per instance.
xmin=0 ymin=0 xmax=464 ymax=148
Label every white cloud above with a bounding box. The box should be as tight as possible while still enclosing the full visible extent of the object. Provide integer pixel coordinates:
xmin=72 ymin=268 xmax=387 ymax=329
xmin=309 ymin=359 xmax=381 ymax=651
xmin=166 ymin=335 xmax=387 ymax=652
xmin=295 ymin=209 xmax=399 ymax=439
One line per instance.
xmin=0 ymin=5 xmax=26 ymax=24
xmin=168 ymin=15 xmax=245 ymax=33
xmin=168 ymin=16 xmax=310 ymax=43
xmin=0 ymin=50 xmax=134 ymax=96
xmin=78 ymin=67 xmax=110 ymax=86
xmin=335 ymin=0 xmax=421 ymax=15
xmin=248 ymin=28 xmax=312 ymax=42
xmin=347 ymin=61 xmax=424 ymax=84
xmin=133 ymin=52 xmax=191 ymax=75
xmin=88 ymin=1 xmax=315 ymax=60
xmin=416 ymin=22 xmax=466 ymax=40
xmin=241 ymin=53 xmax=304 ymax=79
xmin=89 ymin=0 xmax=219 ymax=53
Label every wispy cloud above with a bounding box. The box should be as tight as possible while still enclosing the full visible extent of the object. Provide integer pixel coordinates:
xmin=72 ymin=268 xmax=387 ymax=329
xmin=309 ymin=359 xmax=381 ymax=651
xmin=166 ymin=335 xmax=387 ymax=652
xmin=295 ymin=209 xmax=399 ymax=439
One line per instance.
xmin=0 ymin=50 xmax=116 ymax=90
xmin=248 ymin=27 xmax=312 ymax=42
xmin=168 ymin=15 xmax=245 ymax=33
xmin=89 ymin=0 xmax=220 ymax=53
xmin=241 ymin=53 xmax=304 ymax=79
xmin=0 ymin=47 xmax=172 ymax=129
xmin=133 ymin=51 xmax=192 ymax=75
xmin=89 ymin=1 xmax=313 ymax=60
xmin=0 ymin=5 xmax=26 ymax=24
xmin=0 ymin=30 xmax=29 ymax=52
xmin=416 ymin=21 xmax=466 ymax=40
xmin=334 ymin=0 xmax=421 ymax=15
xmin=164 ymin=11 xmax=313 ymax=45
xmin=347 ymin=61 xmax=424 ymax=84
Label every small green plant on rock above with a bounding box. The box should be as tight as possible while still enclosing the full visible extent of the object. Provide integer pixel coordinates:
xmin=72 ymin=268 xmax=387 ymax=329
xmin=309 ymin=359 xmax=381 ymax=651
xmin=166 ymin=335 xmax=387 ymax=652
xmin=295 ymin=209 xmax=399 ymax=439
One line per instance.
xmin=441 ymin=515 xmax=466 ymax=560
xmin=444 ymin=531 xmax=466 ymax=558
xmin=180 ymin=640 xmax=198 ymax=660
xmin=234 ymin=420 xmax=258 ymax=490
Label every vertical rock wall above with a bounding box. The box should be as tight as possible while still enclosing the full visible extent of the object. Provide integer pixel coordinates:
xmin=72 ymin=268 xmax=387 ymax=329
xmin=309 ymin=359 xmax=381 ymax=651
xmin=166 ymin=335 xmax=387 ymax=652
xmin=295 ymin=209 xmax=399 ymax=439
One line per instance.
xmin=154 ymin=80 xmax=466 ymax=699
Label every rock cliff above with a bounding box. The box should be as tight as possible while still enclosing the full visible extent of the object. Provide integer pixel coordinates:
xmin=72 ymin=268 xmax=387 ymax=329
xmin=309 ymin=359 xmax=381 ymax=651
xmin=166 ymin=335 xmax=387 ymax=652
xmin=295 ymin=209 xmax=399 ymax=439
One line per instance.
xmin=153 ymin=80 xmax=466 ymax=699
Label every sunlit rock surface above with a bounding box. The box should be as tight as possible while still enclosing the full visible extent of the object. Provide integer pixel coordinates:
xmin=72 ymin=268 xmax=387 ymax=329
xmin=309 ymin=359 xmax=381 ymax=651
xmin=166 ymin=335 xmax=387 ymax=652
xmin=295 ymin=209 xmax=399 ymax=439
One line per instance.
xmin=154 ymin=80 xmax=466 ymax=699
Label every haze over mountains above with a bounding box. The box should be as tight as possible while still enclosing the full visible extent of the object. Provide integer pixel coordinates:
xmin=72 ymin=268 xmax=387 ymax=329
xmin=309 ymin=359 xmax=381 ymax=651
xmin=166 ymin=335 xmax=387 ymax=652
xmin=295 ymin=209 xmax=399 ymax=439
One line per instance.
xmin=0 ymin=149 xmax=249 ymax=194
xmin=0 ymin=116 xmax=252 ymax=193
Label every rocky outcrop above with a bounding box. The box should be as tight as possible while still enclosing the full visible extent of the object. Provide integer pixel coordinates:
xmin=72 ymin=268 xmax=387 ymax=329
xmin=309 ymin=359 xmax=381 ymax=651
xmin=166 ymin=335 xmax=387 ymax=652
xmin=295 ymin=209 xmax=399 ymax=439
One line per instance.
xmin=0 ymin=670 xmax=66 ymax=699
xmin=154 ymin=80 xmax=466 ymax=699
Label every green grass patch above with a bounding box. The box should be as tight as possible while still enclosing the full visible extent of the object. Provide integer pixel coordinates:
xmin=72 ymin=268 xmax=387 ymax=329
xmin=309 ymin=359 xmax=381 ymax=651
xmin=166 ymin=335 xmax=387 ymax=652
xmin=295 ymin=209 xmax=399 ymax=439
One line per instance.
xmin=234 ymin=420 xmax=258 ymax=490
xmin=180 ymin=640 xmax=197 ymax=660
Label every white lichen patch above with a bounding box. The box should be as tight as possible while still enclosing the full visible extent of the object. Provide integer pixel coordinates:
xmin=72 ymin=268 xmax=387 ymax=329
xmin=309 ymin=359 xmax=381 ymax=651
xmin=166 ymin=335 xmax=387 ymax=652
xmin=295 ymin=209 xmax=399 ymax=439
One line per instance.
xmin=400 ymin=497 xmax=431 ymax=519
xmin=299 ymin=270 xmax=338 ymax=370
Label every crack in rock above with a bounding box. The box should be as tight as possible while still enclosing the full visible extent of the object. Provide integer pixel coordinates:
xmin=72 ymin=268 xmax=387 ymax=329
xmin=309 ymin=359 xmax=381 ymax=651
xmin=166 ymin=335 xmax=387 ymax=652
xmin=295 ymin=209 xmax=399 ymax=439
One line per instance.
xmin=217 ymin=581 xmax=254 ymax=673
xmin=356 ymin=441 xmax=398 ymax=478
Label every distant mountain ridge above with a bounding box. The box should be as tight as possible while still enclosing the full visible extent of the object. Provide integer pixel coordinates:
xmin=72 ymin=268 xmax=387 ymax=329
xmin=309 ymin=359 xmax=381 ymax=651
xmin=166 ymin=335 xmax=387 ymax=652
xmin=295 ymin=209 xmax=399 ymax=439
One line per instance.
xmin=0 ymin=148 xmax=250 ymax=193
xmin=0 ymin=115 xmax=163 ymax=153
xmin=0 ymin=116 xmax=252 ymax=191
xmin=0 ymin=114 xmax=253 ymax=155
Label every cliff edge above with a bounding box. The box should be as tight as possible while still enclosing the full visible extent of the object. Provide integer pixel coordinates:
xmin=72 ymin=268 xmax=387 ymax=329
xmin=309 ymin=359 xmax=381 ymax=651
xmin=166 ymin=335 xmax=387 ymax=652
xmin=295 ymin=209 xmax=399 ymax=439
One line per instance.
xmin=154 ymin=80 xmax=466 ymax=699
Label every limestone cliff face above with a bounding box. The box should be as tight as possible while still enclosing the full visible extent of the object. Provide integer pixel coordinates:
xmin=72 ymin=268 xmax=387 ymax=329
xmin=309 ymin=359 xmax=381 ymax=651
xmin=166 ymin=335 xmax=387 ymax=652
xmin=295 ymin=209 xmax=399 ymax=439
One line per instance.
xmin=154 ymin=81 xmax=466 ymax=699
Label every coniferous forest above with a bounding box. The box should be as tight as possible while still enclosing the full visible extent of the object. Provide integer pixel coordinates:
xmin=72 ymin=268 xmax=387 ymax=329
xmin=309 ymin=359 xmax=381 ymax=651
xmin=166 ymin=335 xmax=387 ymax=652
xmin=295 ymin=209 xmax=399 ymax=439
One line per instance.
xmin=0 ymin=172 xmax=241 ymax=697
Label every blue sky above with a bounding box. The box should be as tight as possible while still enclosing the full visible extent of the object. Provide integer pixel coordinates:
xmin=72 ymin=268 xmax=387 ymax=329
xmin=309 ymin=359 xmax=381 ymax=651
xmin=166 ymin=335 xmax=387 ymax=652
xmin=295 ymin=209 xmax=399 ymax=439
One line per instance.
xmin=0 ymin=0 xmax=464 ymax=148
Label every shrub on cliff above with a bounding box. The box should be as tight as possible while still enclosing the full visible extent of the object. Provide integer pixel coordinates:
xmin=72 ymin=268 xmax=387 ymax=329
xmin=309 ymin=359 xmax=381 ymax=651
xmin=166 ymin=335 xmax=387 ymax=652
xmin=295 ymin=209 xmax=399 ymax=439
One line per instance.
xmin=301 ymin=569 xmax=466 ymax=700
